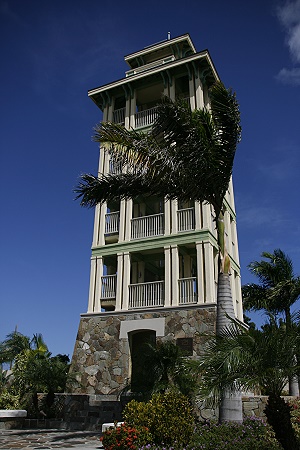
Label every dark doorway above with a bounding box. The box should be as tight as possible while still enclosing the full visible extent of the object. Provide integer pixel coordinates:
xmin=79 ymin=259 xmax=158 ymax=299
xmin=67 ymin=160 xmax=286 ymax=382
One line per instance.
xmin=129 ymin=330 xmax=156 ymax=393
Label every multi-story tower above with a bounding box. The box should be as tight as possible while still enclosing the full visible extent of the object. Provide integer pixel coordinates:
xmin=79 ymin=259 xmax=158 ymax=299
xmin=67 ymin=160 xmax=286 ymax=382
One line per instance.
xmin=71 ymin=34 xmax=243 ymax=396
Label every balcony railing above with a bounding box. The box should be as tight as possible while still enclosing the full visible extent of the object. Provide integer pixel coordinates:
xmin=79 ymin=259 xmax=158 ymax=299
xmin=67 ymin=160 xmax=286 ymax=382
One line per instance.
xmin=135 ymin=106 xmax=158 ymax=128
xmin=129 ymin=281 xmax=165 ymax=309
xmin=177 ymin=207 xmax=195 ymax=232
xmin=105 ymin=211 xmax=119 ymax=235
xmin=113 ymin=107 xmax=126 ymax=124
xmin=101 ymin=275 xmax=117 ymax=299
xmin=179 ymin=277 xmax=197 ymax=304
xmin=131 ymin=213 xmax=164 ymax=239
xmin=109 ymin=158 xmax=122 ymax=175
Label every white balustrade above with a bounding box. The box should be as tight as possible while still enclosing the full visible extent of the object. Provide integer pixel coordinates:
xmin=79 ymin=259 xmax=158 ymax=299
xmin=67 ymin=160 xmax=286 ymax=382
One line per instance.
xmin=178 ymin=277 xmax=197 ymax=304
xmin=101 ymin=275 xmax=117 ymax=299
xmin=135 ymin=106 xmax=158 ymax=128
xmin=131 ymin=213 xmax=164 ymax=239
xmin=113 ymin=107 xmax=126 ymax=124
xmin=129 ymin=281 xmax=165 ymax=309
xmin=109 ymin=158 xmax=122 ymax=174
xmin=105 ymin=211 xmax=120 ymax=234
xmin=177 ymin=207 xmax=195 ymax=232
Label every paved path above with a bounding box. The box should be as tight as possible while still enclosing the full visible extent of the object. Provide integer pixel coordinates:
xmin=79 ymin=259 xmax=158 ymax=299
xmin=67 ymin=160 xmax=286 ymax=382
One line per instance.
xmin=0 ymin=429 xmax=103 ymax=450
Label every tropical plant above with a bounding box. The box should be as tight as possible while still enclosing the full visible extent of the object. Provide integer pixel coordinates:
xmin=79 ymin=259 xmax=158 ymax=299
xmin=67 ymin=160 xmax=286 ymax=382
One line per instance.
xmin=242 ymin=249 xmax=300 ymax=394
xmin=75 ymin=81 xmax=242 ymax=421
xmin=242 ymin=249 xmax=300 ymax=330
xmin=101 ymin=422 xmax=152 ymax=450
xmin=197 ymin=321 xmax=300 ymax=449
xmin=0 ymin=331 xmax=31 ymax=368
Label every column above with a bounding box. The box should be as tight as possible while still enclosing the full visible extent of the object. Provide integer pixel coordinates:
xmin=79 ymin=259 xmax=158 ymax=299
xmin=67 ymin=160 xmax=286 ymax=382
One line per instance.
xmin=195 ymin=201 xmax=202 ymax=230
xmin=122 ymin=252 xmax=131 ymax=310
xmin=92 ymin=205 xmax=100 ymax=247
xmin=189 ymin=75 xmax=196 ymax=111
xmin=125 ymin=97 xmax=130 ymax=129
xmin=196 ymin=242 xmax=205 ymax=304
xmin=171 ymin=245 xmax=179 ymax=306
xmin=204 ymin=242 xmax=216 ymax=303
xmin=171 ymin=199 xmax=178 ymax=234
xmin=97 ymin=203 xmax=107 ymax=246
xmin=87 ymin=256 xmax=97 ymax=313
xmin=93 ymin=256 xmax=103 ymax=313
xmin=118 ymin=200 xmax=127 ymax=242
xmin=164 ymin=246 xmax=171 ymax=307
xmin=195 ymin=77 xmax=204 ymax=110
xmin=129 ymin=91 xmax=136 ymax=129
xmin=115 ymin=253 xmax=123 ymax=311
xmin=125 ymin=199 xmax=133 ymax=241
xmin=164 ymin=199 xmax=171 ymax=235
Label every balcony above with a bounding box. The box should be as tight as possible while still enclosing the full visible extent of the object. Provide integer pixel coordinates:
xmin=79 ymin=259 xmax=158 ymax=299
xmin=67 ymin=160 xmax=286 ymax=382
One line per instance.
xmin=135 ymin=106 xmax=158 ymax=129
xmin=101 ymin=274 xmax=117 ymax=299
xmin=131 ymin=213 xmax=164 ymax=240
xmin=178 ymin=277 xmax=197 ymax=304
xmin=177 ymin=207 xmax=195 ymax=232
xmin=113 ymin=107 xmax=125 ymax=125
xmin=129 ymin=281 xmax=165 ymax=309
xmin=105 ymin=211 xmax=120 ymax=235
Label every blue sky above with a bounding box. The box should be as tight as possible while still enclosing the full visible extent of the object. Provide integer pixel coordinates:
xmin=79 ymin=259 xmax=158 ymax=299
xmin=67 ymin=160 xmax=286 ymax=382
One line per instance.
xmin=1 ymin=0 xmax=300 ymax=357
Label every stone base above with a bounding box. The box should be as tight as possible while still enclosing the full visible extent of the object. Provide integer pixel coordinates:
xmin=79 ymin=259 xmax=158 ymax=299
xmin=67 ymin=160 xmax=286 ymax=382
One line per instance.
xmin=70 ymin=305 xmax=216 ymax=395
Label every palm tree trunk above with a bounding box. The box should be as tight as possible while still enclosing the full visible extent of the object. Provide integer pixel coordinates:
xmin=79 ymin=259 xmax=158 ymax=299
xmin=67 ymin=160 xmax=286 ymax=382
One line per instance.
xmin=285 ymin=308 xmax=299 ymax=396
xmin=216 ymin=273 xmax=243 ymax=423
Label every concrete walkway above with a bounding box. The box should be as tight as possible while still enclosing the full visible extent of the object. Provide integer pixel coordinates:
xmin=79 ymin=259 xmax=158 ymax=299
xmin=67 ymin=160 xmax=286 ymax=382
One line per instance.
xmin=0 ymin=429 xmax=103 ymax=450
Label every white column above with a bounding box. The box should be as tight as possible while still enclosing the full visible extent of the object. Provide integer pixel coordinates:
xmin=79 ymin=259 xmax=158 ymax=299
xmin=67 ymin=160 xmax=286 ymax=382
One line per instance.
xmin=202 ymin=203 xmax=212 ymax=231
xmin=93 ymin=256 xmax=103 ymax=313
xmin=122 ymin=252 xmax=131 ymax=310
xmin=130 ymin=91 xmax=136 ymax=129
xmin=196 ymin=242 xmax=205 ymax=304
xmin=171 ymin=245 xmax=179 ymax=306
xmin=195 ymin=201 xmax=202 ymax=230
xmin=189 ymin=76 xmax=196 ymax=111
xmin=171 ymin=199 xmax=178 ymax=234
xmin=164 ymin=199 xmax=171 ymax=235
xmin=125 ymin=199 xmax=133 ymax=241
xmin=97 ymin=203 xmax=107 ymax=246
xmin=125 ymin=97 xmax=130 ymax=129
xmin=164 ymin=246 xmax=171 ymax=307
xmin=92 ymin=205 xmax=100 ymax=246
xmin=195 ymin=77 xmax=204 ymax=110
xmin=235 ymin=274 xmax=243 ymax=321
xmin=107 ymin=97 xmax=114 ymax=122
xmin=87 ymin=256 xmax=97 ymax=313
xmin=204 ymin=242 xmax=216 ymax=303
xmin=115 ymin=253 xmax=123 ymax=311
xmin=119 ymin=200 xmax=127 ymax=242
xmin=169 ymin=77 xmax=175 ymax=101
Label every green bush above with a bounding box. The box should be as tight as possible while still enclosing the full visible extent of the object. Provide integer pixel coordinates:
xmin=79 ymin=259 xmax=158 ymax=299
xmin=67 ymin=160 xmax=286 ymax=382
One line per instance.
xmin=0 ymin=390 xmax=21 ymax=409
xmin=101 ymin=422 xmax=152 ymax=450
xmin=123 ymin=391 xmax=194 ymax=445
xmin=288 ymin=397 xmax=300 ymax=440
xmin=188 ymin=417 xmax=281 ymax=450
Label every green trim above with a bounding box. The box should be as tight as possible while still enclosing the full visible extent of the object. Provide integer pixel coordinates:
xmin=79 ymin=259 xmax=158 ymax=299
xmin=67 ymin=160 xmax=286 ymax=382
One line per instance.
xmin=91 ymin=229 xmax=218 ymax=257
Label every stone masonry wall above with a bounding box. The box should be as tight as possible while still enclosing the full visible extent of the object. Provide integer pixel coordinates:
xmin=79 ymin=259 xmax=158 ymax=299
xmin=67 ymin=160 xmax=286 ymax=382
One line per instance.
xmin=70 ymin=305 xmax=216 ymax=395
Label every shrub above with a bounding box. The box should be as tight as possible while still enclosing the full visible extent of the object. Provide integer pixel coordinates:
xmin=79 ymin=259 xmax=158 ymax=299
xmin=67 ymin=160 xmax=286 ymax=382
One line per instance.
xmin=0 ymin=390 xmax=21 ymax=409
xmin=288 ymin=397 xmax=300 ymax=439
xmin=188 ymin=417 xmax=281 ymax=450
xmin=101 ymin=422 xmax=152 ymax=450
xmin=123 ymin=391 xmax=194 ymax=445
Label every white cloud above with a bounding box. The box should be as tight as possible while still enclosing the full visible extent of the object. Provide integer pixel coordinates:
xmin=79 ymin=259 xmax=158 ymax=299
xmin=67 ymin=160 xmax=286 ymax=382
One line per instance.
xmin=276 ymin=66 xmax=300 ymax=84
xmin=276 ymin=0 xmax=300 ymax=83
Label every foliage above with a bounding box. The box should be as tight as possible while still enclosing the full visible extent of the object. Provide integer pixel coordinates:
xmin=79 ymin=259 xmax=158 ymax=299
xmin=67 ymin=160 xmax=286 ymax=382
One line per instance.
xmin=0 ymin=390 xmax=21 ymax=409
xmin=186 ymin=417 xmax=281 ymax=450
xmin=123 ymin=391 xmax=194 ymax=445
xmin=264 ymin=394 xmax=299 ymax=450
xmin=0 ymin=331 xmax=31 ymax=367
xmin=289 ymin=398 xmax=300 ymax=439
xmin=101 ymin=422 xmax=152 ymax=450
xmin=242 ymin=249 xmax=300 ymax=328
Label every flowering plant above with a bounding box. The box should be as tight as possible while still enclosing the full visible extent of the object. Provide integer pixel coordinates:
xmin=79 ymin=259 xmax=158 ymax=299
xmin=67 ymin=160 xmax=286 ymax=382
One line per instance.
xmin=100 ymin=422 xmax=152 ymax=450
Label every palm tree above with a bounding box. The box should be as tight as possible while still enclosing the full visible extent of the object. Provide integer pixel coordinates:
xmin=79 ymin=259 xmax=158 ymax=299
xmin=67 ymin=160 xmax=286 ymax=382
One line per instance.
xmin=197 ymin=322 xmax=300 ymax=450
xmin=242 ymin=249 xmax=300 ymax=395
xmin=75 ymin=81 xmax=242 ymax=421
xmin=0 ymin=331 xmax=31 ymax=369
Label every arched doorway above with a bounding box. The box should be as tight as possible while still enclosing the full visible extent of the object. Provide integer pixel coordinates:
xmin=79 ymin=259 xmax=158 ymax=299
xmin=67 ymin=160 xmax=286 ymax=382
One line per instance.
xmin=129 ymin=330 xmax=156 ymax=392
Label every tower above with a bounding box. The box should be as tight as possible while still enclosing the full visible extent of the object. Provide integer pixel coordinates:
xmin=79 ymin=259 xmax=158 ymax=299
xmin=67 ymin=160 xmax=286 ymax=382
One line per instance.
xmin=71 ymin=34 xmax=243 ymax=396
